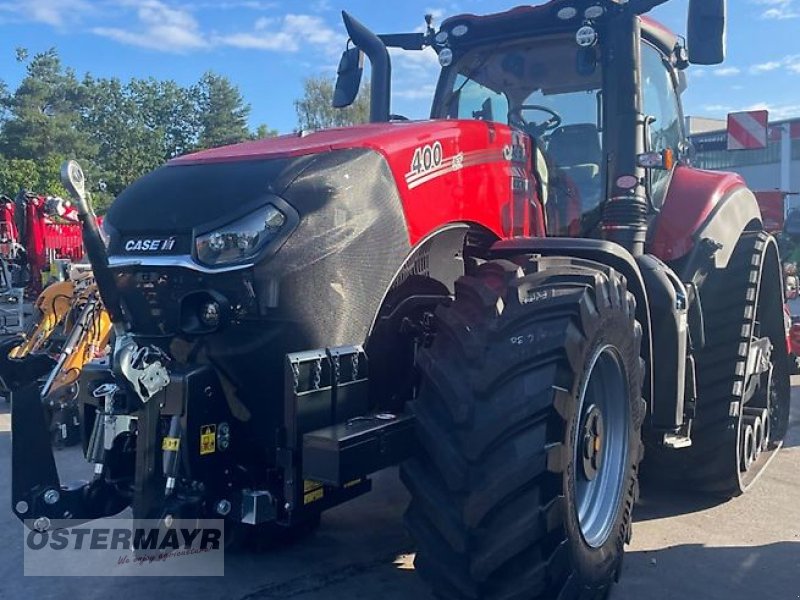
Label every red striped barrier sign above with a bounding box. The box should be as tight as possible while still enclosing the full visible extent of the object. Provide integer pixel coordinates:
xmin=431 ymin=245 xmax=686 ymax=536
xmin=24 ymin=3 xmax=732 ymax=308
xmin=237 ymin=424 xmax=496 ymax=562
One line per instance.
xmin=727 ymin=110 xmax=769 ymax=150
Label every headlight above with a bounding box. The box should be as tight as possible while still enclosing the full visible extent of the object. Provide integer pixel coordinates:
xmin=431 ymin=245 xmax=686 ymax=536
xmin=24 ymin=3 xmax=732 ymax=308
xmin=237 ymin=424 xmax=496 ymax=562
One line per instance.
xmin=195 ymin=204 xmax=287 ymax=267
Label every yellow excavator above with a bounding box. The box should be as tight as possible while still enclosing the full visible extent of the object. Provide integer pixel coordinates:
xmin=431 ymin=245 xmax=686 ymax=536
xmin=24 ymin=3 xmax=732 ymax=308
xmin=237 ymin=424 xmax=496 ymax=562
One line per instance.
xmin=8 ymin=280 xmax=75 ymax=359
xmin=0 ymin=265 xmax=111 ymax=446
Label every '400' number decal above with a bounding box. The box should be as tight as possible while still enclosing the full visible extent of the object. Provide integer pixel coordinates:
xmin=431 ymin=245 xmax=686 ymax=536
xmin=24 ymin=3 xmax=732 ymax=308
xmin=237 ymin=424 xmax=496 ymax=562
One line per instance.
xmin=409 ymin=142 xmax=444 ymax=177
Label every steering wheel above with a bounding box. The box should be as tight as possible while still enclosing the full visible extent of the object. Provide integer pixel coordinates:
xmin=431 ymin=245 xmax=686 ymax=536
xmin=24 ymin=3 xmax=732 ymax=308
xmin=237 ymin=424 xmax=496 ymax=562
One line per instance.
xmin=513 ymin=104 xmax=563 ymax=137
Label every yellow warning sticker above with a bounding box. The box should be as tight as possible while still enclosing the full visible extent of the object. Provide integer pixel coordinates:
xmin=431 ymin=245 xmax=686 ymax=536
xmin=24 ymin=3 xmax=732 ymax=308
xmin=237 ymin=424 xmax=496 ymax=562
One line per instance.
xmin=200 ymin=425 xmax=216 ymax=455
xmin=304 ymin=488 xmax=324 ymax=505
xmin=303 ymin=480 xmax=324 ymax=505
xmin=162 ymin=437 xmax=180 ymax=451
xmin=303 ymin=480 xmax=323 ymax=493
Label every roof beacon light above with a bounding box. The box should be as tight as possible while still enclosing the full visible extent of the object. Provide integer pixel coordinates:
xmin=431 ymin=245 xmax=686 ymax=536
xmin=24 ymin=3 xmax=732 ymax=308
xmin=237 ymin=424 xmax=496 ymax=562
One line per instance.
xmin=585 ymin=5 xmax=605 ymax=19
xmin=557 ymin=6 xmax=578 ymax=20
xmin=439 ymin=47 xmax=454 ymax=67
xmin=576 ymin=25 xmax=598 ymax=47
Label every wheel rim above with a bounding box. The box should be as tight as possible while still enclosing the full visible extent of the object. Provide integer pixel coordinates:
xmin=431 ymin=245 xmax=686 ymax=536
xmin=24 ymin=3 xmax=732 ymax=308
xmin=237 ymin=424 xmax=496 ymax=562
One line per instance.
xmin=573 ymin=345 xmax=630 ymax=549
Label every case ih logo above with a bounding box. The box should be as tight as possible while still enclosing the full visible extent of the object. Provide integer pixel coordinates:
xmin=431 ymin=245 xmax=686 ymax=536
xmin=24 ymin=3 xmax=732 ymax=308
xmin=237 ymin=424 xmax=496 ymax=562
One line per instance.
xmin=124 ymin=237 xmax=177 ymax=252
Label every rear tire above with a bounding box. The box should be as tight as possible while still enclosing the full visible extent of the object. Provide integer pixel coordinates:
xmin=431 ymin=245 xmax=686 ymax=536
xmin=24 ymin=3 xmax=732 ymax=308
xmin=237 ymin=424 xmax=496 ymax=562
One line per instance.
xmin=402 ymin=256 xmax=645 ymax=600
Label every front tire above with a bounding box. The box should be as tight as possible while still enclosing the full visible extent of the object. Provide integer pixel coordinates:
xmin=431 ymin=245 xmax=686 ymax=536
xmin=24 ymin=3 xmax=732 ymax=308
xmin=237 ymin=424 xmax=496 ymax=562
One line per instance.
xmin=402 ymin=256 xmax=645 ymax=600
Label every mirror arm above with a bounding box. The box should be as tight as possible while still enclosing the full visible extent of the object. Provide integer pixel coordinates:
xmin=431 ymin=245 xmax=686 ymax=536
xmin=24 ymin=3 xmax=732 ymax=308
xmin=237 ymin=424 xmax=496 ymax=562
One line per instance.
xmin=378 ymin=33 xmax=426 ymax=51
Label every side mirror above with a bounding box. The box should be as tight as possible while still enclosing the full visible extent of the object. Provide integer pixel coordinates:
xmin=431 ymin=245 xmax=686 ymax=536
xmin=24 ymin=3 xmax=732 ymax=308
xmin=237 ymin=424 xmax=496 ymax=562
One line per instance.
xmin=687 ymin=0 xmax=727 ymax=65
xmin=333 ymin=47 xmax=364 ymax=109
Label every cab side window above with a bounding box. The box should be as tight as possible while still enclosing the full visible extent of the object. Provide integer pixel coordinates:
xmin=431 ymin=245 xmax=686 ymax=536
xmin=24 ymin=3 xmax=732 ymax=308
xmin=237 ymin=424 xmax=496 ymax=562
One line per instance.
xmin=449 ymin=75 xmax=509 ymax=123
xmin=640 ymin=43 xmax=683 ymax=209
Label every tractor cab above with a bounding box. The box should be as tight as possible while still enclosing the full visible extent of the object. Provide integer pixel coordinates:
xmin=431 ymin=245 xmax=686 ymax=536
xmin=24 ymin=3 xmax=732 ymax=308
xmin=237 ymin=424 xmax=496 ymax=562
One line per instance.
xmin=431 ymin=29 xmax=607 ymax=236
xmin=336 ymin=0 xmax=725 ymax=253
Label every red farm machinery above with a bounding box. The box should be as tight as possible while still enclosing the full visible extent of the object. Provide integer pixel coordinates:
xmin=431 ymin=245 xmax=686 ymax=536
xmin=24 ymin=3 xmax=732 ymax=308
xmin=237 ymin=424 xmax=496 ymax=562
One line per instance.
xmin=9 ymin=1 xmax=791 ymax=599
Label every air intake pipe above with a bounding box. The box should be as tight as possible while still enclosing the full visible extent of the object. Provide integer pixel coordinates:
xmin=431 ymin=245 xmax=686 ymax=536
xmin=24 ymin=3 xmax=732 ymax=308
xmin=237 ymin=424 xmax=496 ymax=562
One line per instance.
xmin=342 ymin=11 xmax=391 ymax=123
xmin=602 ymin=193 xmax=649 ymax=256
xmin=60 ymin=160 xmax=126 ymax=329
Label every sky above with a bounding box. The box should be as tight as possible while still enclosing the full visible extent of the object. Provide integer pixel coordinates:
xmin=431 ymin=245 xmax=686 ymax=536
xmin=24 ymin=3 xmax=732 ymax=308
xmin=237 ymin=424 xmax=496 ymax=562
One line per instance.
xmin=1 ymin=0 xmax=799 ymax=133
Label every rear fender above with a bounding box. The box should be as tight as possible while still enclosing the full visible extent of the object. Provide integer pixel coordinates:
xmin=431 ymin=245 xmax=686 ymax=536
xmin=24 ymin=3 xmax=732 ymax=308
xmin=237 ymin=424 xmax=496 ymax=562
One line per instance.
xmin=649 ymin=166 xmax=762 ymax=268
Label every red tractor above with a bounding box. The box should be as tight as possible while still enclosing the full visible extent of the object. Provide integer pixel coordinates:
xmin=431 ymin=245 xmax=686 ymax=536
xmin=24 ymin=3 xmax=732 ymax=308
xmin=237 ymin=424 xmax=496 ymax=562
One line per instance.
xmin=12 ymin=1 xmax=790 ymax=598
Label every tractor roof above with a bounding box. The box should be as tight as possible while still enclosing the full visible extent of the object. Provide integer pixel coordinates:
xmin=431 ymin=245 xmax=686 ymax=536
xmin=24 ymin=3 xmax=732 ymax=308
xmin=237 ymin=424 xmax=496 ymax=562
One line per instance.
xmin=441 ymin=1 xmax=678 ymax=57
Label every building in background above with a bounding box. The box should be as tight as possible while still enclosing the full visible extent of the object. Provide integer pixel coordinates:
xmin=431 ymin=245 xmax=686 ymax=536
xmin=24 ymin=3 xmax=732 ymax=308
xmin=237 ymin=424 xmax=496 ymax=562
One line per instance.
xmin=689 ymin=117 xmax=800 ymax=212
xmin=686 ymin=116 xmax=726 ymax=135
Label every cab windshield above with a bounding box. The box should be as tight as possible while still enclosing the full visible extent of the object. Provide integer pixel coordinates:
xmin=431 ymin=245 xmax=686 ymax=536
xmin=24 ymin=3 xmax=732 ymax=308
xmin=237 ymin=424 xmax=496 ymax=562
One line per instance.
xmin=437 ymin=35 xmax=604 ymax=236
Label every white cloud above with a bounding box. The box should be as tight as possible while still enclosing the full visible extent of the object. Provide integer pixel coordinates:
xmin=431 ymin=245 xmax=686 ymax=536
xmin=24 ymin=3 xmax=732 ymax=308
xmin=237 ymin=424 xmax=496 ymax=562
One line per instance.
xmin=189 ymin=1 xmax=277 ymax=9
xmin=92 ymin=0 xmax=207 ymax=52
xmin=215 ymin=14 xmax=339 ymax=53
xmin=702 ymin=104 xmax=734 ymax=113
xmin=389 ymin=46 xmax=440 ymax=76
xmin=702 ymin=101 xmax=800 ymax=121
xmin=394 ymin=83 xmax=437 ymax=101
xmin=713 ymin=67 xmax=741 ymax=77
xmin=747 ymin=54 xmax=800 ymax=74
xmin=0 ymin=0 xmax=90 ymax=26
xmin=750 ymin=61 xmax=783 ymax=74
xmin=744 ymin=102 xmax=800 ymax=119
xmin=783 ymin=56 xmax=800 ymax=72
xmin=754 ymin=0 xmax=800 ymax=19
xmin=310 ymin=0 xmax=332 ymax=12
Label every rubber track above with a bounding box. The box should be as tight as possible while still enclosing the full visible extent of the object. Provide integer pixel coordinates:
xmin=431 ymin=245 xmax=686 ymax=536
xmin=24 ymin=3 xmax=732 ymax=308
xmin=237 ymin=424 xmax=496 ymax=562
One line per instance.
xmin=684 ymin=232 xmax=776 ymax=493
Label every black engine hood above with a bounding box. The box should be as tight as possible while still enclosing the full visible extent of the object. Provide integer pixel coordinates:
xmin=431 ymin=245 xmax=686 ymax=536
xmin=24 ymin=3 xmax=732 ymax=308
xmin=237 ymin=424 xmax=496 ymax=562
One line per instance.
xmin=106 ymin=156 xmax=313 ymax=236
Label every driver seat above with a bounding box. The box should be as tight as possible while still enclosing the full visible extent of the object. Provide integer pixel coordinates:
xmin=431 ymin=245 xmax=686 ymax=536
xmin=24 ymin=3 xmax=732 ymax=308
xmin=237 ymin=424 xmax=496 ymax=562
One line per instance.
xmin=546 ymin=124 xmax=603 ymax=212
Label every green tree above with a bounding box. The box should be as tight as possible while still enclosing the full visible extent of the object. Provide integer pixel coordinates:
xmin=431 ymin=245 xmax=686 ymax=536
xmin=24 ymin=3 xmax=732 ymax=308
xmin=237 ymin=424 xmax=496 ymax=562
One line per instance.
xmin=0 ymin=49 xmax=94 ymax=161
xmin=294 ymin=76 xmax=370 ymax=132
xmin=80 ymin=76 xmax=164 ymax=197
xmin=0 ymin=80 xmax=9 ymax=127
xmin=253 ymin=123 xmax=279 ymax=139
xmin=193 ymin=72 xmax=250 ymax=149
xmin=0 ymin=49 xmax=259 ymax=210
xmin=34 ymin=153 xmax=69 ymax=197
xmin=129 ymin=78 xmax=199 ymax=158
xmin=0 ymin=153 xmax=72 ymax=198
xmin=0 ymin=155 xmax=38 ymax=195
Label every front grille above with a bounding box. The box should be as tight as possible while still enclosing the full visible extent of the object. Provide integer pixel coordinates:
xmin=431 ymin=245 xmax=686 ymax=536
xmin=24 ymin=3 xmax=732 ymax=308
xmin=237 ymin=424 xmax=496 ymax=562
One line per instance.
xmin=114 ymin=267 xmax=257 ymax=337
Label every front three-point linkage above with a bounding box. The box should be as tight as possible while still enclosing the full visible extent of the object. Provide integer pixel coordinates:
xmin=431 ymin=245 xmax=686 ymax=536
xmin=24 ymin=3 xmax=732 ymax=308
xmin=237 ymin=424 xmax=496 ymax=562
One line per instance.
xmin=11 ymin=161 xmax=172 ymax=530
